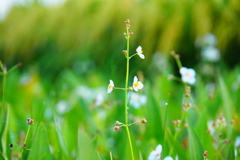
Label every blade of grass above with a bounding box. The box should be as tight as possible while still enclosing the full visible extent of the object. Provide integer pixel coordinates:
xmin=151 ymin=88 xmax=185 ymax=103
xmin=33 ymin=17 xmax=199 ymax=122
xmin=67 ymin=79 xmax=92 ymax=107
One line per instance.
xmin=54 ymin=116 xmax=69 ymax=158
xmin=226 ymin=143 xmax=235 ymax=160
xmin=187 ymin=114 xmax=204 ymax=160
xmin=0 ymin=106 xmax=9 ymax=158
xmin=27 ymin=123 xmax=52 ymax=160
xmin=77 ymin=128 xmax=98 ymax=160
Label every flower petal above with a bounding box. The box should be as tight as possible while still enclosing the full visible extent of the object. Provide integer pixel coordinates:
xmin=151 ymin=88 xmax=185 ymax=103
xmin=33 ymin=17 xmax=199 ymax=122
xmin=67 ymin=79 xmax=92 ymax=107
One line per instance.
xmin=136 ymin=46 xmax=142 ymax=53
xmin=133 ymin=76 xmax=138 ymax=83
xmin=155 ymin=145 xmax=162 ymax=153
xmin=138 ymin=53 xmax=145 ymax=59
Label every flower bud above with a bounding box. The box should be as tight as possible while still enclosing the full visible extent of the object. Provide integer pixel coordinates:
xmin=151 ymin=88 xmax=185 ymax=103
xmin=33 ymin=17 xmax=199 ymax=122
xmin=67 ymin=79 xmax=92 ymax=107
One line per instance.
xmin=230 ymin=119 xmax=236 ymax=124
xmin=9 ymin=144 xmax=13 ymax=150
xmin=129 ymin=87 xmax=133 ymax=91
xmin=125 ymin=19 xmax=130 ymax=24
xmin=114 ymin=126 xmax=120 ymax=131
xmin=185 ymin=86 xmax=191 ymax=94
xmin=125 ymin=24 xmax=130 ymax=28
xmin=27 ymin=118 xmax=34 ymax=125
xmin=168 ymin=74 xmax=174 ymax=80
xmin=172 ymin=120 xmax=177 ymax=125
xmin=115 ymin=121 xmax=121 ymax=126
xmin=225 ymin=139 xmax=231 ymax=143
xmin=183 ymin=123 xmax=188 ymax=128
xmin=141 ymin=118 xmax=147 ymax=123
xmin=170 ymin=51 xmax=176 ymax=56
xmin=174 ymin=54 xmax=180 ymax=59
xmin=128 ymin=32 xmax=134 ymax=35
xmin=122 ymin=50 xmax=128 ymax=54
xmin=219 ymin=134 xmax=222 ymax=138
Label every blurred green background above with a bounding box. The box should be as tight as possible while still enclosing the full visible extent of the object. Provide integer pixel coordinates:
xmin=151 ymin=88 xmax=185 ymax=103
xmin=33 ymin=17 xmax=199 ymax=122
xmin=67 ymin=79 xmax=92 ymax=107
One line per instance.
xmin=0 ymin=0 xmax=240 ymax=160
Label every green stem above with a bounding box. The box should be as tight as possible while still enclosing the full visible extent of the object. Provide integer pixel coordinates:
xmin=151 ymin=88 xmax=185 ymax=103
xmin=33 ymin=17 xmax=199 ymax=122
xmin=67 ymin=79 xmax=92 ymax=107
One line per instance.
xmin=110 ymin=151 xmax=113 ymax=160
xmin=175 ymin=57 xmax=182 ymax=69
xmin=2 ymin=75 xmax=6 ymax=106
xmin=114 ymin=87 xmax=128 ymax=90
xmin=125 ymin=28 xmax=134 ymax=160
xmin=169 ymin=110 xmax=187 ymax=156
xmin=128 ymin=53 xmax=138 ymax=59
xmin=20 ymin=125 xmax=31 ymax=158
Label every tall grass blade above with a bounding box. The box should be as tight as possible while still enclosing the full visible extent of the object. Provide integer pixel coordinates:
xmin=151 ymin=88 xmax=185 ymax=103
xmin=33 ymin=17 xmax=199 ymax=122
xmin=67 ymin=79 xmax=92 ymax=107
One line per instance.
xmin=27 ymin=123 xmax=52 ymax=160
xmin=187 ymin=115 xmax=204 ymax=160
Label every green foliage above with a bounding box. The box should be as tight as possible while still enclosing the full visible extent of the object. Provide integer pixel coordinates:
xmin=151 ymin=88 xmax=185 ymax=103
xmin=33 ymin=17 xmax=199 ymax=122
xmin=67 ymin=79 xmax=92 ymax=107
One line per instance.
xmin=0 ymin=0 xmax=240 ymax=78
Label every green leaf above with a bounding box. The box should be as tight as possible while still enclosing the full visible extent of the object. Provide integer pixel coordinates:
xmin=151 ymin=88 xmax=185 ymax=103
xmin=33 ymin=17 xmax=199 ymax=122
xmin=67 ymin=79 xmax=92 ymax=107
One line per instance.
xmin=77 ymin=128 xmax=98 ymax=160
xmin=54 ymin=116 xmax=69 ymax=158
xmin=218 ymin=74 xmax=233 ymax=121
xmin=187 ymin=116 xmax=204 ymax=160
xmin=97 ymin=151 xmax=106 ymax=160
xmin=0 ymin=106 xmax=9 ymax=157
xmin=27 ymin=123 xmax=52 ymax=160
xmin=226 ymin=144 xmax=235 ymax=160
xmin=139 ymin=151 xmax=143 ymax=160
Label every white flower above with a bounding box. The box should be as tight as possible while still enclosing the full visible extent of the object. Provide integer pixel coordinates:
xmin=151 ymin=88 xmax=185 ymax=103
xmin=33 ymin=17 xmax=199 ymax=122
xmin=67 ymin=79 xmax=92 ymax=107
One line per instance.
xmin=180 ymin=67 xmax=196 ymax=85
xmin=148 ymin=145 xmax=174 ymax=160
xmin=201 ymin=46 xmax=220 ymax=62
xmin=203 ymin=33 xmax=217 ymax=46
xmin=56 ymin=100 xmax=70 ymax=115
xmin=132 ymin=76 xmax=144 ymax=91
xmin=107 ymin=80 xmax=114 ymax=93
xmin=136 ymin=46 xmax=145 ymax=59
xmin=95 ymin=94 xmax=104 ymax=107
xmin=129 ymin=92 xmax=147 ymax=109
xmin=148 ymin=145 xmax=162 ymax=160
xmin=235 ymin=136 xmax=240 ymax=148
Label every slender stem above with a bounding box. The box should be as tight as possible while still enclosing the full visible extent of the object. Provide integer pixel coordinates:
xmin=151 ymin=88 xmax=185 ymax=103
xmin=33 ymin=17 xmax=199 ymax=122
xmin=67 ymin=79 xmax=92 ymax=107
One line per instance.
xmin=2 ymin=75 xmax=6 ymax=106
xmin=124 ymin=27 xmax=134 ymax=160
xmin=175 ymin=57 xmax=182 ymax=69
xmin=110 ymin=151 xmax=113 ymax=160
xmin=114 ymin=87 xmax=128 ymax=90
xmin=128 ymin=53 xmax=138 ymax=59
xmin=169 ymin=110 xmax=187 ymax=156
xmin=20 ymin=125 xmax=31 ymax=157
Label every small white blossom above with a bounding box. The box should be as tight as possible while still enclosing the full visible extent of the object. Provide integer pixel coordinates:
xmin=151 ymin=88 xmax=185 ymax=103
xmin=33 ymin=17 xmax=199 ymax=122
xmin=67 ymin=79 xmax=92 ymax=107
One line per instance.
xmin=204 ymin=33 xmax=218 ymax=46
xmin=132 ymin=76 xmax=144 ymax=91
xmin=201 ymin=46 xmax=220 ymax=62
xmin=136 ymin=46 xmax=145 ymax=59
xmin=129 ymin=92 xmax=147 ymax=109
xmin=95 ymin=94 xmax=104 ymax=107
xmin=235 ymin=136 xmax=240 ymax=148
xmin=107 ymin=80 xmax=114 ymax=93
xmin=56 ymin=100 xmax=70 ymax=115
xmin=148 ymin=145 xmax=162 ymax=160
xmin=180 ymin=67 xmax=196 ymax=85
xmin=148 ymin=145 xmax=174 ymax=160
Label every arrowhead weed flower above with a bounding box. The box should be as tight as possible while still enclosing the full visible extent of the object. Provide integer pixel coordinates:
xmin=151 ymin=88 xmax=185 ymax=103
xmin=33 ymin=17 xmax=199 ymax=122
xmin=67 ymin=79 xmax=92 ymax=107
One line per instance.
xmin=136 ymin=46 xmax=145 ymax=59
xmin=148 ymin=144 xmax=162 ymax=160
xmin=107 ymin=80 xmax=114 ymax=93
xmin=180 ymin=67 xmax=196 ymax=85
xmin=148 ymin=145 xmax=174 ymax=160
xmin=107 ymin=19 xmax=146 ymax=160
xmin=132 ymin=76 xmax=144 ymax=91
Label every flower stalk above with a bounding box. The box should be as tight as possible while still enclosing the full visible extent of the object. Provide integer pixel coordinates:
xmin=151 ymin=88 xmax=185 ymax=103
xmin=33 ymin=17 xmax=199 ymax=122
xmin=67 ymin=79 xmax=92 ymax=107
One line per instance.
xmin=124 ymin=22 xmax=135 ymax=160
